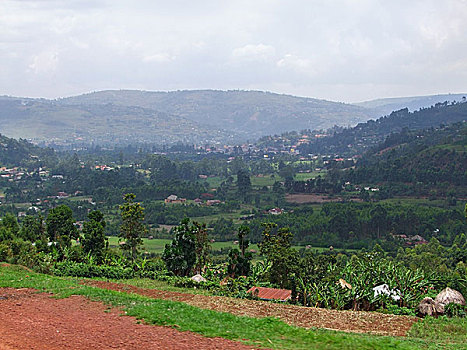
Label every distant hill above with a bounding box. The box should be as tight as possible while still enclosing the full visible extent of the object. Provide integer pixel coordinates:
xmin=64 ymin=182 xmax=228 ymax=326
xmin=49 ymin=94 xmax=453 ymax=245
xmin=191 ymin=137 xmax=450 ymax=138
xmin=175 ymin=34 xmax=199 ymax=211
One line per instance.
xmin=59 ymin=90 xmax=373 ymax=139
xmin=298 ymin=100 xmax=467 ymax=156
xmin=355 ymin=93 xmax=467 ymax=116
xmin=0 ymin=96 xmax=239 ymax=146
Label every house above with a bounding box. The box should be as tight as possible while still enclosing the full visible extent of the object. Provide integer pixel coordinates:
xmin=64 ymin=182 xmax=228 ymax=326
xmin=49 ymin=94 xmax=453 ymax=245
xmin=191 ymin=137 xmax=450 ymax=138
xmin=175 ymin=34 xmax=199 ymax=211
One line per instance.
xmin=268 ymin=208 xmax=283 ymax=215
xmin=206 ymin=199 xmax=221 ymax=206
xmin=165 ymin=195 xmax=186 ymax=204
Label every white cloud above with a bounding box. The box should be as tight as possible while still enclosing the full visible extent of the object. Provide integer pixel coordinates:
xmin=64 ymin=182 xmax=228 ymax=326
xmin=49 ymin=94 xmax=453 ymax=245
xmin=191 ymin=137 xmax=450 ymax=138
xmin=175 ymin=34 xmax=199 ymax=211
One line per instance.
xmin=142 ymin=53 xmax=175 ymax=63
xmin=276 ymin=54 xmax=311 ymax=71
xmin=232 ymin=44 xmax=276 ymax=62
xmin=28 ymin=50 xmax=59 ymax=74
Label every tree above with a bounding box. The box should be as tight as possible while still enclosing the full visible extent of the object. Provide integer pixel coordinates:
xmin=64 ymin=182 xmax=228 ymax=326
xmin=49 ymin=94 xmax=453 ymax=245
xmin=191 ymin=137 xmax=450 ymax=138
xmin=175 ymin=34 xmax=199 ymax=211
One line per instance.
xmin=163 ymin=219 xmax=211 ymax=276
xmin=19 ymin=214 xmax=45 ymax=242
xmin=194 ymin=221 xmax=210 ymax=274
xmin=228 ymin=225 xmax=252 ymax=277
xmin=0 ymin=213 xmax=19 ymax=241
xmin=81 ymin=210 xmax=107 ymax=262
xmin=119 ymin=193 xmax=146 ymax=261
xmin=237 ymin=169 xmax=251 ymax=200
xmin=162 ymin=218 xmax=196 ymax=276
xmin=259 ymin=223 xmax=298 ymax=288
xmin=46 ymin=205 xmax=78 ymax=249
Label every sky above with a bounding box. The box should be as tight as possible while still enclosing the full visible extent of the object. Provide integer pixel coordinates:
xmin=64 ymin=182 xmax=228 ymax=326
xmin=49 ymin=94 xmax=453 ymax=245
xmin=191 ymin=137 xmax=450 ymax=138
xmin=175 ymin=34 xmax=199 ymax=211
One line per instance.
xmin=1 ymin=0 xmax=467 ymax=103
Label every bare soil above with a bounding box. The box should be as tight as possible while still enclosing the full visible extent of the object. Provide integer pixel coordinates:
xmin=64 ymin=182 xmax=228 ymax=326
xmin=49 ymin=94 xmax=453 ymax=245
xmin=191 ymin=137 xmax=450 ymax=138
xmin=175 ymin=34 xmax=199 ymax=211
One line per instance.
xmin=0 ymin=288 xmax=260 ymax=350
xmin=84 ymin=280 xmax=418 ymax=337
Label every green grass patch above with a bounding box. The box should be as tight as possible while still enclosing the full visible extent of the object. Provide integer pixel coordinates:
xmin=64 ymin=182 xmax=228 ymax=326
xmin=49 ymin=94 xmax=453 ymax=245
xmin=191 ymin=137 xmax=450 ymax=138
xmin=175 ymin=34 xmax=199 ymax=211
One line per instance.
xmin=106 ymin=237 xmax=313 ymax=256
xmin=294 ymin=171 xmax=327 ymax=181
xmin=251 ymin=175 xmax=279 ymax=187
xmin=408 ymin=316 xmax=467 ymax=346
xmin=0 ymin=264 xmax=427 ymax=349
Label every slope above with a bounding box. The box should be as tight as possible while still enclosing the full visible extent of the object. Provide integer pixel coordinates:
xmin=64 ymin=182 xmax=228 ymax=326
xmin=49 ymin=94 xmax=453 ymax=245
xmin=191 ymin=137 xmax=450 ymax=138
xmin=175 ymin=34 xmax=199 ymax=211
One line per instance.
xmin=299 ymin=101 xmax=467 ymax=156
xmin=355 ymin=93 xmax=467 ymax=116
xmin=60 ymin=89 xmax=373 ymax=138
xmin=0 ymin=97 xmax=238 ymax=145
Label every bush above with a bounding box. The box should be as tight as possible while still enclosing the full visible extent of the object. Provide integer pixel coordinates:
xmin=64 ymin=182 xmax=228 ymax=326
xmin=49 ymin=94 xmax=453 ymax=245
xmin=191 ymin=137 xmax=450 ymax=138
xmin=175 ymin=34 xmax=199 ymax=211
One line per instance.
xmin=53 ymin=261 xmax=134 ymax=279
xmin=0 ymin=243 xmax=12 ymax=261
xmin=445 ymin=303 xmax=467 ymax=318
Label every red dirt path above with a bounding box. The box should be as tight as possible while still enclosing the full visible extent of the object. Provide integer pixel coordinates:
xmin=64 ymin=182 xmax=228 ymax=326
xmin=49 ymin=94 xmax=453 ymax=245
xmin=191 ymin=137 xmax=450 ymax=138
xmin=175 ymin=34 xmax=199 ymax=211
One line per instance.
xmin=84 ymin=280 xmax=418 ymax=337
xmin=0 ymin=288 xmax=260 ymax=350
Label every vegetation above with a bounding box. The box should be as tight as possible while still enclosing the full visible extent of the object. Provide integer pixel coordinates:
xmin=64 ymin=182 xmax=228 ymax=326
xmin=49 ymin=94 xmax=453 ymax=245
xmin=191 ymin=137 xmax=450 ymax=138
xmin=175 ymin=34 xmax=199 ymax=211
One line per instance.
xmin=0 ymin=98 xmax=466 ymax=347
xmin=2 ymin=264 xmax=467 ymax=349
xmin=118 ymin=193 xmax=146 ymax=261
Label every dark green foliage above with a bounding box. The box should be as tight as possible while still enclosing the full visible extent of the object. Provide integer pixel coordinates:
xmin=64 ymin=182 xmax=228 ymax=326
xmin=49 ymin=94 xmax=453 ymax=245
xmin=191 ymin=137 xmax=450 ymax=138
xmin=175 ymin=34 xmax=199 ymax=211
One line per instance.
xmin=119 ymin=193 xmax=146 ymax=261
xmin=162 ymin=218 xmax=196 ymax=276
xmin=228 ymin=225 xmax=252 ymax=277
xmin=19 ymin=215 xmax=45 ymax=243
xmin=445 ymin=303 xmax=467 ymax=318
xmin=194 ymin=221 xmax=211 ymax=274
xmin=345 ymin=122 xmax=467 ymax=193
xmin=259 ymin=223 xmax=299 ymax=288
xmin=237 ymin=168 xmax=251 ymax=200
xmin=162 ymin=219 xmax=210 ymax=276
xmin=0 ymin=133 xmax=57 ymax=169
xmin=247 ymin=202 xmax=466 ymax=249
xmin=0 ymin=213 xmax=19 ymax=241
xmin=81 ymin=210 xmax=108 ymax=262
xmin=299 ymin=102 xmax=467 ymax=156
xmin=53 ymin=260 xmax=134 ymax=279
xmin=46 ymin=205 xmax=78 ymax=249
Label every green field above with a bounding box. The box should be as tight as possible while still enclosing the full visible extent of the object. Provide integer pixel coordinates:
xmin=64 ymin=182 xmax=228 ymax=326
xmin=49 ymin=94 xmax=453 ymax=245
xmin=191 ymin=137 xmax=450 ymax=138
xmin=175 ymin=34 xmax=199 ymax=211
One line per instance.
xmin=294 ymin=170 xmax=327 ymax=181
xmin=107 ymin=236 xmax=347 ymax=256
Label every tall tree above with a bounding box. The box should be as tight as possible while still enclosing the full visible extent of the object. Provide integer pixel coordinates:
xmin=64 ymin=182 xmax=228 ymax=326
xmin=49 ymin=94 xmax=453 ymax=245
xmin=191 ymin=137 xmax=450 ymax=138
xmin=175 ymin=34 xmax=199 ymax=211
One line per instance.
xmin=81 ymin=210 xmax=107 ymax=262
xmin=237 ymin=168 xmax=251 ymax=199
xmin=46 ymin=205 xmax=78 ymax=249
xmin=259 ymin=223 xmax=298 ymax=288
xmin=19 ymin=214 xmax=45 ymax=242
xmin=162 ymin=218 xmax=196 ymax=276
xmin=194 ymin=221 xmax=210 ymax=274
xmin=228 ymin=225 xmax=252 ymax=277
xmin=119 ymin=193 xmax=146 ymax=261
xmin=162 ymin=218 xmax=210 ymax=276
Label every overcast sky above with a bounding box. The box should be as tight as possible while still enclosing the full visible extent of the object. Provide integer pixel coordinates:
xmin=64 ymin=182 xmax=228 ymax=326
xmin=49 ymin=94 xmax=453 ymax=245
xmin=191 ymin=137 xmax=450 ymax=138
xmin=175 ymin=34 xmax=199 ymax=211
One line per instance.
xmin=1 ymin=0 xmax=467 ymax=102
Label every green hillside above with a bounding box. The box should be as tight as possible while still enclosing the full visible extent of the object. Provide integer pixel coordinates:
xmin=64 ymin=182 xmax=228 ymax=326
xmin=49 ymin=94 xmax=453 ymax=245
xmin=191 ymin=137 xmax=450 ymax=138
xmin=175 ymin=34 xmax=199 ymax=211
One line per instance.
xmin=345 ymin=121 xmax=467 ymax=193
xmin=0 ymin=133 xmax=56 ymax=168
xmin=299 ymin=101 xmax=467 ymax=156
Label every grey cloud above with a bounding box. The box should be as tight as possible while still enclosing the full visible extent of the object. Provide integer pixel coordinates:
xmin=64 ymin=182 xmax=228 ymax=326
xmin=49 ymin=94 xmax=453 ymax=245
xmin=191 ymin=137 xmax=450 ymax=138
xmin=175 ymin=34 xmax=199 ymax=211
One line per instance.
xmin=1 ymin=0 xmax=466 ymax=101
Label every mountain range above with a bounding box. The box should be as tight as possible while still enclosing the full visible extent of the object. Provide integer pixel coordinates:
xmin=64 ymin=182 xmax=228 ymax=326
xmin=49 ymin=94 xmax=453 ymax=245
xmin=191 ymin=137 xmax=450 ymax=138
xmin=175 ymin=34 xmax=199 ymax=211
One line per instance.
xmin=1 ymin=90 xmax=466 ymax=146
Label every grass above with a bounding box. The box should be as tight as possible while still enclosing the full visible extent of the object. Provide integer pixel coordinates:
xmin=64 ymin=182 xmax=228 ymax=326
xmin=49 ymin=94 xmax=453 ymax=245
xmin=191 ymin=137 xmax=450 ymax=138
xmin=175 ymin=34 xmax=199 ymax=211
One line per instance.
xmin=251 ymin=174 xmax=280 ymax=187
xmin=0 ymin=263 xmax=455 ymax=350
xmin=408 ymin=316 xmax=467 ymax=346
xmin=294 ymin=171 xmax=327 ymax=181
xmin=107 ymin=236 xmax=328 ymax=256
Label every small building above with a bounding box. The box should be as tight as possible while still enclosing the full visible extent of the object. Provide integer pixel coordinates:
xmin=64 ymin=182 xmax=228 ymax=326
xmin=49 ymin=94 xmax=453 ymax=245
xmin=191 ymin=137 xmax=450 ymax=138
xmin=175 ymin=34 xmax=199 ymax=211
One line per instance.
xmin=268 ymin=208 xmax=283 ymax=215
xmin=165 ymin=194 xmax=187 ymax=204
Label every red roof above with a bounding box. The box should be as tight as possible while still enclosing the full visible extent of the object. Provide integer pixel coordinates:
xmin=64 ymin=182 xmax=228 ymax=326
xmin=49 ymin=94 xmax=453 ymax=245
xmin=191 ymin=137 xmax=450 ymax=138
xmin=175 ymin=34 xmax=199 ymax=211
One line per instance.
xmin=247 ymin=287 xmax=292 ymax=301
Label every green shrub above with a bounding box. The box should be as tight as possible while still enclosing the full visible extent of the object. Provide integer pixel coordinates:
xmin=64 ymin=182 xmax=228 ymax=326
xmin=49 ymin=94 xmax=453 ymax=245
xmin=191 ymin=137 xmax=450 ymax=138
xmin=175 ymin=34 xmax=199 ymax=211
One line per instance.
xmin=445 ymin=303 xmax=467 ymax=318
xmin=0 ymin=243 xmax=12 ymax=261
xmin=53 ymin=261 xmax=134 ymax=279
